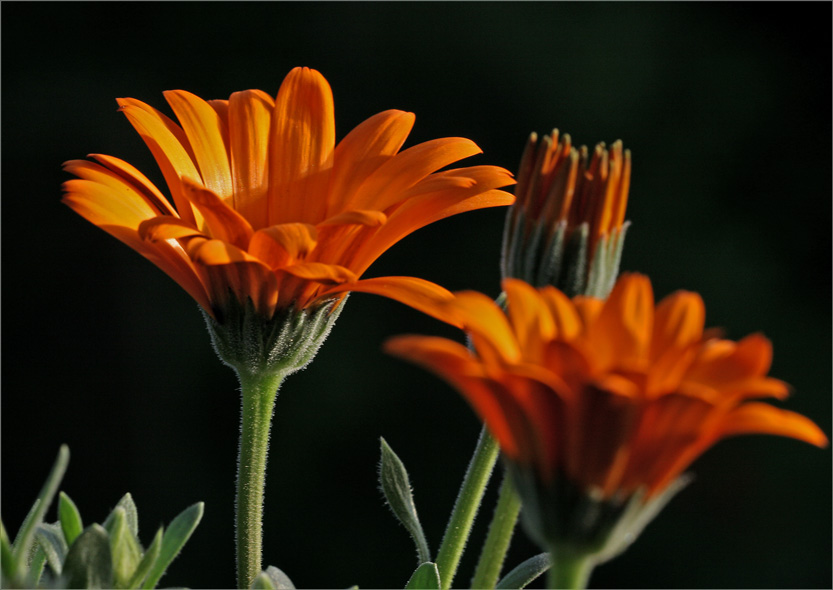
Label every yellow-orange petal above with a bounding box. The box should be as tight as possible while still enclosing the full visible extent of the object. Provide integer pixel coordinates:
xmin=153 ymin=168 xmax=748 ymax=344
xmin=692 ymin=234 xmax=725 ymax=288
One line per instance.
xmin=348 ymin=137 xmax=484 ymax=212
xmin=138 ymin=217 xmax=203 ymax=241
xmin=281 ymin=262 xmax=355 ymax=284
xmin=117 ymin=97 xmax=202 ymax=227
xmin=181 ymin=179 xmax=253 ymax=250
xmin=651 ymin=290 xmax=705 ymax=360
xmin=164 ymin=89 xmax=233 ymax=200
xmin=587 ymin=273 xmax=654 ymax=371
xmin=228 ymin=89 xmax=275 ymax=229
xmin=322 ymin=276 xmax=459 ymax=327
xmin=88 ymin=154 xmax=178 ymax=217
xmin=327 ymin=109 xmax=415 ymax=216
xmin=384 ymin=335 xmax=526 ymax=460
xmin=249 ymin=223 xmax=318 ymax=269
xmin=190 ymin=238 xmax=262 ymax=266
xmin=539 ymin=286 xmax=583 ymax=341
xmin=503 ymin=278 xmax=554 ymax=361
xmin=348 ymin=183 xmax=515 ymax=277
xmin=453 ymin=290 xmax=522 ymax=364
xmin=269 ymin=67 xmax=335 ymax=225
xmin=317 ymin=210 xmax=388 ymax=227
xmin=716 ymin=402 xmax=828 ymax=447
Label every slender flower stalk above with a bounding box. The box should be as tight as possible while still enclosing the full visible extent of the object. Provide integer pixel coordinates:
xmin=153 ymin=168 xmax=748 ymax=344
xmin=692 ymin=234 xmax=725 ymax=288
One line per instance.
xmin=386 ymin=274 xmax=827 ymax=588
xmin=471 ymin=474 xmax=522 ymax=589
xmin=434 ymin=426 xmax=500 ymax=590
xmin=62 ymin=67 xmax=514 ymax=588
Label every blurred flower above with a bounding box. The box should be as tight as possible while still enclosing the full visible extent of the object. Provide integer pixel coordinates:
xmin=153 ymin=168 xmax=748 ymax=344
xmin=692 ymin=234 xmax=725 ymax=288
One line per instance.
xmin=386 ymin=274 xmax=826 ymax=569
xmin=62 ymin=67 xmax=514 ymax=327
xmin=501 ymin=130 xmax=630 ymax=298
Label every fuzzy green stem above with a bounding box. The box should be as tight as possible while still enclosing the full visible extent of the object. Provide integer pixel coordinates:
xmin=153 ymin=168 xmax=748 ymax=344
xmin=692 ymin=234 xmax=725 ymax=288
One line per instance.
xmin=471 ymin=474 xmax=522 ymax=589
xmin=435 ymin=426 xmax=500 ymax=590
xmin=236 ymin=370 xmax=284 ymax=589
xmin=546 ymin=545 xmax=594 ymax=590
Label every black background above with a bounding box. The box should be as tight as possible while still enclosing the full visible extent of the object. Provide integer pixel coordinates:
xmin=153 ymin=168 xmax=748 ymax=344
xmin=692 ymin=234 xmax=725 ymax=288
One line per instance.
xmin=2 ymin=3 xmax=830 ymax=588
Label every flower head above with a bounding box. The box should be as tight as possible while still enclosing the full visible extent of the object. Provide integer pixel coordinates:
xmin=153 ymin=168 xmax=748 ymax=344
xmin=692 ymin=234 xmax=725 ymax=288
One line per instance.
xmin=502 ymin=130 xmax=630 ymax=298
xmin=62 ymin=67 xmax=514 ymax=325
xmin=386 ymin=274 xmax=826 ymax=556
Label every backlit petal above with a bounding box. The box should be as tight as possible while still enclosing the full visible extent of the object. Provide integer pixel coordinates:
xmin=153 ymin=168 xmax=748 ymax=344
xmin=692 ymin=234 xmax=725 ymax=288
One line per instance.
xmin=164 ymin=90 xmax=233 ymax=200
xmin=269 ymin=67 xmax=335 ymax=224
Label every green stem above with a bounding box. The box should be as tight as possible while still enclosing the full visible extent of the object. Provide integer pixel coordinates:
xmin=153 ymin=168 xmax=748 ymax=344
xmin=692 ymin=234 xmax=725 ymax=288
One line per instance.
xmin=471 ymin=474 xmax=522 ymax=589
xmin=236 ymin=370 xmax=284 ymax=589
xmin=546 ymin=545 xmax=594 ymax=590
xmin=435 ymin=426 xmax=500 ymax=590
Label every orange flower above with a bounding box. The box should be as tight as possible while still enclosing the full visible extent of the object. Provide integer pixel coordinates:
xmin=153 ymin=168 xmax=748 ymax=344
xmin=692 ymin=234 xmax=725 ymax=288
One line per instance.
xmin=502 ymin=130 xmax=630 ymax=297
xmin=387 ymin=274 xmax=826 ymax=545
xmin=62 ymin=67 xmax=514 ymax=323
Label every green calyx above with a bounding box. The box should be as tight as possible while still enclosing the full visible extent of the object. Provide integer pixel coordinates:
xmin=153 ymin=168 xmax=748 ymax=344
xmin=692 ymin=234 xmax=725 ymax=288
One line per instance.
xmin=507 ymin=462 xmax=691 ymax=569
xmin=501 ymin=210 xmax=629 ymax=299
xmin=202 ymin=295 xmax=347 ymax=378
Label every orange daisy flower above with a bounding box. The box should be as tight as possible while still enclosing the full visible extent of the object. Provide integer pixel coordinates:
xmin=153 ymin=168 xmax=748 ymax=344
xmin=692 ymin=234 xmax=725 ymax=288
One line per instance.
xmin=386 ymin=274 xmax=826 ymax=552
xmin=502 ymin=130 xmax=630 ymax=298
xmin=62 ymin=67 xmax=514 ymax=325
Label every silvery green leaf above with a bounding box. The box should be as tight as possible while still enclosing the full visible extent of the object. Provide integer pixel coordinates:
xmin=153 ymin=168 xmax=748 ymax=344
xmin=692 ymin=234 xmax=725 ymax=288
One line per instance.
xmin=35 ymin=522 xmax=67 ymax=575
xmin=12 ymin=445 xmax=69 ymax=571
xmin=59 ymin=491 xmax=84 ymax=546
xmin=141 ymin=502 xmax=203 ymax=589
xmin=1 ymin=519 xmax=15 ymax=579
xmin=250 ymin=566 xmax=295 ymax=589
xmin=126 ymin=527 xmax=163 ymax=589
xmin=496 ymin=553 xmax=550 ymax=589
xmin=378 ymin=438 xmax=431 ymax=564
xmin=405 ymin=562 xmax=440 ymax=590
xmin=62 ymin=524 xmax=114 ymax=589
xmin=103 ymin=493 xmax=139 ymax=538
xmin=107 ymin=507 xmax=143 ymax=588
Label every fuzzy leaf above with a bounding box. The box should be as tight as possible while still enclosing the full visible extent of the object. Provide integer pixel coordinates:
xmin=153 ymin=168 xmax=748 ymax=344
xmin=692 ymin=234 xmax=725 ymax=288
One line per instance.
xmin=1 ymin=519 xmax=15 ymax=579
xmin=405 ymin=562 xmax=441 ymax=590
xmin=62 ymin=524 xmax=114 ymax=589
xmin=141 ymin=502 xmax=203 ymax=589
xmin=103 ymin=493 xmax=139 ymax=538
xmin=12 ymin=445 xmax=69 ymax=571
xmin=495 ymin=553 xmax=550 ymax=589
xmin=59 ymin=492 xmax=84 ymax=546
xmin=126 ymin=527 xmax=163 ymax=589
xmin=35 ymin=522 xmax=68 ymax=575
xmin=250 ymin=566 xmax=296 ymax=589
xmin=379 ymin=438 xmax=431 ymax=564
xmin=107 ymin=507 xmax=144 ymax=588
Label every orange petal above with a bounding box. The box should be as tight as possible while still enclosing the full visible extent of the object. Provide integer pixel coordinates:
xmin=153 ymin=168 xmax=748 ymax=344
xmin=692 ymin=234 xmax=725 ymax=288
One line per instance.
xmin=281 ymin=262 xmax=356 ymax=284
xmin=117 ymin=97 xmax=202 ymax=226
xmin=348 ymin=137 xmax=484 ymax=212
xmin=317 ymin=210 xmax=388 ymax=227
xmin=539 ymin=286 xmax=583 ymax=341
xmin=348 ymin=179 xmax=515 ymax=276
xmin=181 ymin=179 xmax=253 ymax=250
xmin=164 ymin=90 xmax=233 ymax=200
xmin=651 ymin=290 xmax=705 ymax=360
xmin=139 ymin=217 xmax=203 ymax=241
xmin=190 ymin=238 xmax=262 ymax=266
xmin=228 ymin=89 xmax=275 ymax=229
xmin=503 ymin=279 xmax=554 ymax=361
xmin=453 ymin=290 xmax=522 ymax=364
xmin=717 ymin=403 xmax=828 ymax=447
xmin=327 ymin=109 xmax=415 ymax=215
xmin=322 ymin=276 xmax=459 ymax=326
xmin=587 ymin=273 xmax=654 ymax=371
xmin=268 ymin=67 xmax=335 ymax=225
xmin=88 ymin=154 xmax=178 ymax=217
xmin=249 ymin=223 xmax=318 ymax=269
xmin=384 ymin=335 xmax=526 ymax=460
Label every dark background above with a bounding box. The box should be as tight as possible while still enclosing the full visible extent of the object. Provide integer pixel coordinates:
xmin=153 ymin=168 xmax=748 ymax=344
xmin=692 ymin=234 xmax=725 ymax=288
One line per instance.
xmin=2 ymin=3 xmax=830 ymax=588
